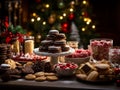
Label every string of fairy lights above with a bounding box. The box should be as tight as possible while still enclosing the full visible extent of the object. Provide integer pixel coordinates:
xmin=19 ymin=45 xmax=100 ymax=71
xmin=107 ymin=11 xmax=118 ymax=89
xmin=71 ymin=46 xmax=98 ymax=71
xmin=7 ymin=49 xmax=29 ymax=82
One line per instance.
xmin=30 ymin=0 xmax=96 ymax=32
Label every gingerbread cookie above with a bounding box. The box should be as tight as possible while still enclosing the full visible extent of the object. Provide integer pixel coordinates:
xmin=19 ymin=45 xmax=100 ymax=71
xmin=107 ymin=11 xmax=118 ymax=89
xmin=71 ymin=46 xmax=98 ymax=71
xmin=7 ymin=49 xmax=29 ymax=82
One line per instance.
xmin=76 ymin=74 xmax=87 ymax=80
xmin=34 ymin=72 xmax=45 ymax=77
xmin=95 ymin=63 xmax=110 ymax=70
xmin=35 ymin=76 xmax=46 ymax=81
xmin=25 ymin=74 xmax=36 ymax=80
xmin=86 ymin=71 xmax=98 ymax=81
xmin=46 ymin=76 xmax=58 ymax=81
xmin=44 ymin=72 xmax=56 ymax=76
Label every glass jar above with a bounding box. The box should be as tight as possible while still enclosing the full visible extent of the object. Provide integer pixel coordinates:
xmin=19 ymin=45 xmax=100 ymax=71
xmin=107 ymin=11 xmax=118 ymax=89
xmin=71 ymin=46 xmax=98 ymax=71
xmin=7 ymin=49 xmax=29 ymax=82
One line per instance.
xmin=90 ymin=38 xmax=113 ymax=61
xmin=24 ymin=36 xmax=34 ymax=54
xmin=109 ymin=46 xmax=120 ymax=67
xmin=11 ymin=37 xmax=20 ymax=55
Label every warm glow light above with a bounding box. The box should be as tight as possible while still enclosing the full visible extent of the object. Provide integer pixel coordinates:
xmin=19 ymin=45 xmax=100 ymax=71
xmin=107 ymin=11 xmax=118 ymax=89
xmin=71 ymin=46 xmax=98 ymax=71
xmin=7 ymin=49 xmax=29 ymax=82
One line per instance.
xmin=71 ymin=1 xmax=75 ymax=5
xmin=83 ymin=0 xmax=87 ymax=4
xmin=82 ymin=28 xmax=85 ymax=31
xmin=43 ymin=21 xmax=46 ymax=25
xmin=45 ymin=4 xmax=49 ymax=8
xmin=63 ymin=13 xmax=66 ymax=17
xmin=88 ymin=19 xmax=91 ymax=22
xmin=37 ymin=17 xmax=41 ymax=21
xmin=59 ymin=16 xmax=63 ymax=20
xmin=92 ymin=25 xmax=96 ymax=29
xmin=84 ymin=18 xmax=87 ymax=21
xmin=79 ymin=16 xmax=82 ymax=19
xmin=82 ymin=12 xmax=85 ymax=15
xmin=32 ymin=13 xmax=36 ymax=17
xmin=86 ymin=21 xmax=90 ymax=25
xmin=37 ymin=35 xmax=41 ymax=39
xmin=31 ymin=18 xmax=35 ymax=22
xmin=70 ymin=8 xmax=74 ymax=12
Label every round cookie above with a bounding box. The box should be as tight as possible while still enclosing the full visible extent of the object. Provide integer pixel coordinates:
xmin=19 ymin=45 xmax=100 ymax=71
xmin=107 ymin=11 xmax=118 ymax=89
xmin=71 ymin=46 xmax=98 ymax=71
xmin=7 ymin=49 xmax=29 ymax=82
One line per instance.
xmin=44 ymin=72 xmax=56 ymax=76
xmin=56 ymin=33 xmax=66 ymax=40
xmin=35 ymin=76 xmax=46 ymax=81
xmin=76 ymin=74 xmax=87 ymax=80
xmin=25 ymin=74 xmax=36 ymax=80
xmin=86 ymin=71 xmax=98 ymax=81
xmin=49 ymin=30 xmax=59 ymax=35
xmin=46 ymin=76 xmax=58 ymax=81
xmin=41 ymin=40 xmax=53 ymax=46
xmin=54 ymin=40 xmax=66 ymax=47
xmin=95 ymin=64 xmax=110 ymax=70
xmin=48 ymin=46 xmax=61 ymax=53
xmin=62 ymin=45 xmax=70 ymax=52
xmin=34 ymin=72 xmax=45 ymax=77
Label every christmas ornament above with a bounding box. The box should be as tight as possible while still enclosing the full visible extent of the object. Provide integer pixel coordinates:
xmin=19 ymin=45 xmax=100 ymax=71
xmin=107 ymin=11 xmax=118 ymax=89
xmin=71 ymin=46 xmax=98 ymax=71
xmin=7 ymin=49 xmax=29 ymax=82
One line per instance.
xmin=68 ymin=13 xmax=75 ymax=20
xmin=61 ymin=22 xmax=70 ymax=33
xmin=58 ymin=0 xmax=65 ymax=9
xmin=83 ymin=12 xmax=88 ymax=17
xmin=114 ymin=68 xmax=120 ymax=75
xmin=48 ymin=13 xmax=56 ymax=24
xmin=4 ymin=16 xmax=9 ymax=28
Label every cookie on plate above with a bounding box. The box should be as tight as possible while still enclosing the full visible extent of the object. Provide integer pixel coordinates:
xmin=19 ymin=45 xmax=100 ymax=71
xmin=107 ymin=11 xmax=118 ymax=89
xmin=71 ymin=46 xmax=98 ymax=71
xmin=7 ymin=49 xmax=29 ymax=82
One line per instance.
xmin=44 ymin=72 xmax=56 ymax=76
xmin=35 ymin=76 xmax=46 ymax=81
xmin=25 ymin=74 xmax=36 ymax=80
xmin=76 ymin=74 xmax=87 ymax=80
xmin=86 ymin=71 xmax=98 ymax=81
xmin=34 ymin=72 xmax=45 ymax=77
xmin=46 ymin=76 xmax=58 ymax=81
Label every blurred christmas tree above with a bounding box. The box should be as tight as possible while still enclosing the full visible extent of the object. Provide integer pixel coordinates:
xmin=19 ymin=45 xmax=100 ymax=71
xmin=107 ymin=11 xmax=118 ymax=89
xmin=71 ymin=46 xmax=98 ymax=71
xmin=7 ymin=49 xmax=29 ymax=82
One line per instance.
xmin=28 ymin=0 xmax=99 ymax=48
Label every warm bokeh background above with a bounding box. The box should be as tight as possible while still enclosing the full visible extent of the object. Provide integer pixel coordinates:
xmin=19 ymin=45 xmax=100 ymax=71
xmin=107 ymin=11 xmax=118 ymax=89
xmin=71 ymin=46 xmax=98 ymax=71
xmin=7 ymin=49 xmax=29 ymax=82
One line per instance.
xmin=0 ymin=0 xmax=120 ymax=47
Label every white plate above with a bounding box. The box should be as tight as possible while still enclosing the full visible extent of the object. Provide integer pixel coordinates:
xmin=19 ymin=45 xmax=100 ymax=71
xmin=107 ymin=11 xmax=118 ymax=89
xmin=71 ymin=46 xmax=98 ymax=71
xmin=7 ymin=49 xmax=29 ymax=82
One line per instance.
xmin=33 ymin=47 xmax=75 ymax=57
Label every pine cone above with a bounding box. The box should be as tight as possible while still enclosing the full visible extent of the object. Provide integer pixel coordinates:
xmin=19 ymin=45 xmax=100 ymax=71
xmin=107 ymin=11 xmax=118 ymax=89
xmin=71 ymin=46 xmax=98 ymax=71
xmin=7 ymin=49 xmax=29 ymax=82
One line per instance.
xmin=32 ymin=60 xmax=45 ymax=72
xmin=44 ymin=62 xmax=52 ymax=72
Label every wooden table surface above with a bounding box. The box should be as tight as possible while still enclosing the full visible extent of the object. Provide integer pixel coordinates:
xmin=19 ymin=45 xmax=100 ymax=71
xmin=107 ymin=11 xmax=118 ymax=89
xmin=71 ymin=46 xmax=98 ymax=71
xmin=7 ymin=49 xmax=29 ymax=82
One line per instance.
xmin=0 ymin=77 xmax=119 ymax=90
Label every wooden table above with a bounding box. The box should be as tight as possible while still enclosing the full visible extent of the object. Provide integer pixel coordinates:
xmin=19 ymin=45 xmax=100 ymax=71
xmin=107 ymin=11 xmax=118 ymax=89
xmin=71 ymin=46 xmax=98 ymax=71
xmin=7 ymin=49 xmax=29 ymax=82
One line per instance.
xmin=0 ymin=77 xmax=119 ymax=90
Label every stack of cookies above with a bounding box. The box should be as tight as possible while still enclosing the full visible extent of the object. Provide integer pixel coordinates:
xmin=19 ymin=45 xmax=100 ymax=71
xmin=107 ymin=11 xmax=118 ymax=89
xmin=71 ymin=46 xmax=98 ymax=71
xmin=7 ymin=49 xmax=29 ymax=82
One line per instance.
xmin=6 ymin=44 xmax=12 ymax=59
xmin=0 ymin=44 xmax=12 ymax=64
xmin=39 ymin=30 xmax=70 ymax=53
xmin=0 ymin=45 xmax=8 ymax=64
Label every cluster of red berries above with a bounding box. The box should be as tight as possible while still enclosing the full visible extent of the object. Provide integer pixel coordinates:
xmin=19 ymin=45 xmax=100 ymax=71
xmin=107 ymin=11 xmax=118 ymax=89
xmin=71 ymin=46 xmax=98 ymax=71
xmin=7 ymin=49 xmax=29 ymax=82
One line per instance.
xmin=114 ymin=67 xmax=120 ymax=87
xmin=66 ymin=49 xmax=91 ymax=58
xmin=54 ymin=63 xmax=78 ymax=70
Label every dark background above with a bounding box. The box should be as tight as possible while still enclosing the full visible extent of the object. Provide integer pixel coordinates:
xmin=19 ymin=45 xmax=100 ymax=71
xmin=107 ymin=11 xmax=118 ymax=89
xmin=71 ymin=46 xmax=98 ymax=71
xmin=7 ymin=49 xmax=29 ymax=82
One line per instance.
xmin=89 ymin=0 xmax=120 ymax=46
xmin=0 ymin=0 xmax=120 ymax=46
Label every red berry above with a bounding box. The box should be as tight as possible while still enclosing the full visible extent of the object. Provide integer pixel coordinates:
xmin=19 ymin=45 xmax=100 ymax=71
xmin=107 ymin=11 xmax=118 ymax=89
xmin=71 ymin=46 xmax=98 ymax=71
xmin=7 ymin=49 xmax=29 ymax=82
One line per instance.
xmin=66 ymin=63 xmax=70 ymax=67
xmin=114 ymin=68 xmax=120 ymax=74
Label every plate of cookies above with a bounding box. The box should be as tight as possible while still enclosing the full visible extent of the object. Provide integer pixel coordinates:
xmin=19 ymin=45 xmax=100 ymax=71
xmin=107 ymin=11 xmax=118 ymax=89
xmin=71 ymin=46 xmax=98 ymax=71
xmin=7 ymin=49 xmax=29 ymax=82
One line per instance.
xmin=75 ymin=59 xmax=115 ymax=84
xmin=24 ymin=72 xmax=59 ymax=81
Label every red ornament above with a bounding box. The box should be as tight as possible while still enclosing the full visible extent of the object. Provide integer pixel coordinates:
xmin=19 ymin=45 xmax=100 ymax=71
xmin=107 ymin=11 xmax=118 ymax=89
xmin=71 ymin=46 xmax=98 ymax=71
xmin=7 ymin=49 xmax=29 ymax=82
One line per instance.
xmin=4 ymin=16 xmax=9 ymax=28
xmin=61 ymin=22 xmax=70 ymax=33
xmin=68 ymin=13 xmax=75 ymax=20
xmin=114 ymin=68 xmax=120 ymax=75
xmin=84 ymin=12 xmax=88 ymax=17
